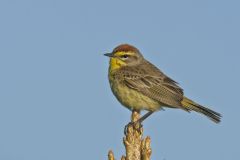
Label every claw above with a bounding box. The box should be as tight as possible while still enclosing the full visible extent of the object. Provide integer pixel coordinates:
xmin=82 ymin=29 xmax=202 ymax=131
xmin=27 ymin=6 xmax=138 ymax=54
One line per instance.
xmin=124 ymin=121 xmax=142 ymax=135
xmin=124 ymin=122 xmax=134 ymax=135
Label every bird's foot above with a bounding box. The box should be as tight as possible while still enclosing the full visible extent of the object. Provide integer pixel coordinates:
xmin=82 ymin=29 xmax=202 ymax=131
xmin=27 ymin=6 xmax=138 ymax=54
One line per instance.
xmin=124 ymin=121 xmax=142 ymax=135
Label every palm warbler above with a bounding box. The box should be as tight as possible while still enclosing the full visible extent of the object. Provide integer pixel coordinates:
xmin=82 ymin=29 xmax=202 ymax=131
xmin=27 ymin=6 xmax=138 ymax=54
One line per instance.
xmin=104 ymin=44 xmax=221 ymax=123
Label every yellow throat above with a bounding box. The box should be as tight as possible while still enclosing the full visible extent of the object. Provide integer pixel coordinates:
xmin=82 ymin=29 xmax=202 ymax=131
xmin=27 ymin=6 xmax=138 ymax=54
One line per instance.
xmin=109 ymin=57 xmax=127 ymax=71
xmin=108 ymin=51 xmax=137 ymax=71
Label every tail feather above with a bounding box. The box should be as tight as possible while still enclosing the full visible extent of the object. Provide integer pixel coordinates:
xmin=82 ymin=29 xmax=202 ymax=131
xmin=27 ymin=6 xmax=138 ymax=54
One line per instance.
xmin=181 ymin=97 xmax=221 ymax=123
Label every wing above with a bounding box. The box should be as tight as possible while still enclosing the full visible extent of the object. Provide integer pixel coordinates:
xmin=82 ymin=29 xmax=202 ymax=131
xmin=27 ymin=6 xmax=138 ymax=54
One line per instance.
xmin=114 ymin=61 xmax=184 ymax=107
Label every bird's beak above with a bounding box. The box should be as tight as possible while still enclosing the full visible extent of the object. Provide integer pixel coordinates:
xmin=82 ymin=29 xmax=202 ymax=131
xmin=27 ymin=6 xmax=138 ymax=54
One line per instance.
xmin=104 ymin=53 xmax=114 ymax=57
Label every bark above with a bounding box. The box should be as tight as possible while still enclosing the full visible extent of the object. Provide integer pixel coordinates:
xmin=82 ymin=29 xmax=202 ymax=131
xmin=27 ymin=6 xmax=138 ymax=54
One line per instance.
xmin=108 ymin=111 xmax=152 ymax=160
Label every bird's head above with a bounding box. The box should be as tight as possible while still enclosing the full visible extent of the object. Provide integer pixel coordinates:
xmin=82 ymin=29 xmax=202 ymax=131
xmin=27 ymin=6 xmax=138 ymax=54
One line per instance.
xmin=104 ymin=44 xmax=144 ymax=70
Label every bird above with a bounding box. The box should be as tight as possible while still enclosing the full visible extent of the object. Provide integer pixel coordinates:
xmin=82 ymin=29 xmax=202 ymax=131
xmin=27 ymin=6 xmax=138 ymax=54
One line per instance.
xmin=104 ymin=44 xmax=221 ymax=125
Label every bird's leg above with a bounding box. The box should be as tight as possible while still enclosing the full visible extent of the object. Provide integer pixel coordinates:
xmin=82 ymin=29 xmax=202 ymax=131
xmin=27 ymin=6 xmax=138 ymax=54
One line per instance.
xmin=137 ymin=111 xmax=154 ymax=124
xmin=124 ymin=111 xmax=154 ymax=135
xmin=124 ymin=110 xmax=140 ymax=135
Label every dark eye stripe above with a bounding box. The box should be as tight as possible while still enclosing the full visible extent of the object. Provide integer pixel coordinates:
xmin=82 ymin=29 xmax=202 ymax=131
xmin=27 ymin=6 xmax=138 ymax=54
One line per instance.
xmin=121 ymin=55 xmax=129 ymax=58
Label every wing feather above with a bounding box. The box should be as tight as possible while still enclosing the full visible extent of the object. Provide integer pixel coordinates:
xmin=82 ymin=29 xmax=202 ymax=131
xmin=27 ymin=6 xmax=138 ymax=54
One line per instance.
xmin=114 ymin=61 xmax=184 ymax=107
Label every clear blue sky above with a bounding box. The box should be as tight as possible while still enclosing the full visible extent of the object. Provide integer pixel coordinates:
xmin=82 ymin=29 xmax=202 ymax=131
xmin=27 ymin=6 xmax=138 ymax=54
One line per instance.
xmin=0 ymin=0 xmax=239 ymax=160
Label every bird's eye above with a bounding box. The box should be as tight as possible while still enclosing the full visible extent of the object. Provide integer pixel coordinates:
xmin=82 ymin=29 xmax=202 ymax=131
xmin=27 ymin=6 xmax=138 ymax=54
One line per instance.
xmin=121 ymin=55 xmax=129 ymax=59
